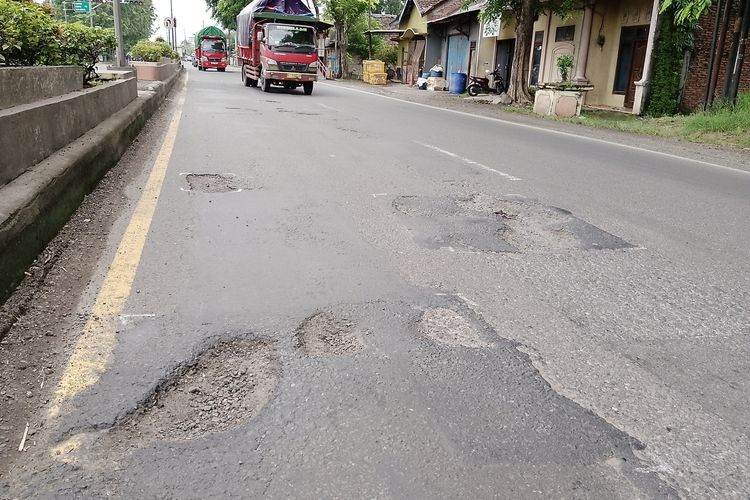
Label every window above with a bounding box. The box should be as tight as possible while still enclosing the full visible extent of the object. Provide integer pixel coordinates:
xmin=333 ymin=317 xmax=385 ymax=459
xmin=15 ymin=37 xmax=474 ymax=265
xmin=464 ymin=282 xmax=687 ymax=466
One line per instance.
xmin=555 ymin=25 xmax=575 ymax=42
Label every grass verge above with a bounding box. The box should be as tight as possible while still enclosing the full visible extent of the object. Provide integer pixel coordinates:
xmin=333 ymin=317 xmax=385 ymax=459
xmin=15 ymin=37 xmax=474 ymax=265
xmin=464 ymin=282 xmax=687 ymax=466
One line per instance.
xmin=565 ymin=93 xmax=750 ymax=149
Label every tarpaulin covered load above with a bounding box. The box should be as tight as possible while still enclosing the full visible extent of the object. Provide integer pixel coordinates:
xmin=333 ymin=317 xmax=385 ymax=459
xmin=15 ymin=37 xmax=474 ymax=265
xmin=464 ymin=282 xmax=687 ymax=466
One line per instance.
xmin=195 ymin=25 xmax=226 ymax=39
xmin=237 ymin=0 xmax=315 ymax=46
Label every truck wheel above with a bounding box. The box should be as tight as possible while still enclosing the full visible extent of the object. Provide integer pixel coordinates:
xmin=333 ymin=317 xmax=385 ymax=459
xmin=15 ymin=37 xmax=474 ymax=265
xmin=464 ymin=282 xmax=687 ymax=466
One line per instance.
xmin=218 ymin=68 xmax=226 ymax=72
xmin=303 ymin=82 xmax=313 ymax=95
xmin=242 ymin=65 xmax=251 ymax=86
xmin=260 ymin=71 xmax=271 ymax=92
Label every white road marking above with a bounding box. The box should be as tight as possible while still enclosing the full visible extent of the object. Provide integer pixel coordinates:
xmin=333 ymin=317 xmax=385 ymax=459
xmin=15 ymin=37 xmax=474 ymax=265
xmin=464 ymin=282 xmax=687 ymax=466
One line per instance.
xmin=416 ymin=141 xmax=522 ymax=181
xmin=371 ymin=193 xmax=389 ymax=197
xmin=322 ymin=83 xmax=750 ymax=177
xmin=456 ymin=293 xmax=478 ymax=307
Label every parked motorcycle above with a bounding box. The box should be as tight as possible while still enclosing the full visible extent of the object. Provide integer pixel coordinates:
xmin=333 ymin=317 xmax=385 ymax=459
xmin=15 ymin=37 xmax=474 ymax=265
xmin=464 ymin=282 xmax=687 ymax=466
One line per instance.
xmin=466 ymin=67 xmax=506 ymax=96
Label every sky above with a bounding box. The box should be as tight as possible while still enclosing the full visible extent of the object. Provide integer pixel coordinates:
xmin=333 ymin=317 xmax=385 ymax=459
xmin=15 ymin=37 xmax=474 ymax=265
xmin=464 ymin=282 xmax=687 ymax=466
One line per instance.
xmin=152 ymin=0 xmax=216 ymax=42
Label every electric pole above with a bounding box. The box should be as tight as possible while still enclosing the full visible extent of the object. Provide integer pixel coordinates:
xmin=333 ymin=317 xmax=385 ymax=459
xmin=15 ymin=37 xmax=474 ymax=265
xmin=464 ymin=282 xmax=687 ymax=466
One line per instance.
xmin=113 ymin=0 xmax=126 ymax=67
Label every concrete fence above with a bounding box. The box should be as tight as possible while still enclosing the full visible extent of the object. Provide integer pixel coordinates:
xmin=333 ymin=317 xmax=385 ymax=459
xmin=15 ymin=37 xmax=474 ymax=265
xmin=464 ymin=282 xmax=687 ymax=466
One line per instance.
xmin=0 ymin=77 xmax=138 ymax=187
xmin=0 ymin=66 xmax=83 ymax=111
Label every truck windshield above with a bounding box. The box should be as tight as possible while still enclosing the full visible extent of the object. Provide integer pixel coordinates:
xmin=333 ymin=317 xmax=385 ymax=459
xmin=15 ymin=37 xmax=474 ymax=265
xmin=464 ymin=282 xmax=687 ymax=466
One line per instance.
xmin=201 ymin=40 xmax=225 ymax=54
xmin=267 ymin=25 xmax=315 ymax=54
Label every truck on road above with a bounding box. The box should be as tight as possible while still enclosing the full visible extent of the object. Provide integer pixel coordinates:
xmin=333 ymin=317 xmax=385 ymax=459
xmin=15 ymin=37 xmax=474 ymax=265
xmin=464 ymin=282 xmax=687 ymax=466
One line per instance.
xmin=236 ymin=0 xmax=330 ymax=95
xmin=195 ymin=26 xmax=228 ymax=72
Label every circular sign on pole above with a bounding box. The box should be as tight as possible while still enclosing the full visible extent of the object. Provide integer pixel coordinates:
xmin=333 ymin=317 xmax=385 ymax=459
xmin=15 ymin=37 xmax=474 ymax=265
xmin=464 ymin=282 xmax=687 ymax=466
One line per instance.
xmin=163 ymin=17 xmax=173 ymax=29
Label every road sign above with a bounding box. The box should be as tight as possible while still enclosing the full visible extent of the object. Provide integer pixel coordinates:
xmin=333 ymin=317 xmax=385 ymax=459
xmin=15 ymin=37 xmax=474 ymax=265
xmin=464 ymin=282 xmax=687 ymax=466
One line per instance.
xmin=163 ymin=17 xmax=173 ymax=29
xmin=73 ymin=1 xmax=91 ymax=13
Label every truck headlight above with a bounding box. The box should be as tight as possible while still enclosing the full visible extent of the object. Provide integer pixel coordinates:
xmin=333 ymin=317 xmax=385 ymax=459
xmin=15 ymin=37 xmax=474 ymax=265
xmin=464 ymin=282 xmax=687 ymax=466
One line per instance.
xmin=307 ymin=61 xmax=318 ymax=71
xmin=201 ymin=56 xmax=208 ymax=62
xmin=265 ymin=58 xmax=279 ymax=70
xmin=220 ymin=57 xmax=226 ymax=63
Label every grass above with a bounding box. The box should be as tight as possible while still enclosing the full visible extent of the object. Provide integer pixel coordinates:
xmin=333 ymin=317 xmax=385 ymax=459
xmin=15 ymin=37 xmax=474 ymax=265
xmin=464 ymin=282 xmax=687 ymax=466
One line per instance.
xmin=565 ymin=93 xmax=750 ymax=149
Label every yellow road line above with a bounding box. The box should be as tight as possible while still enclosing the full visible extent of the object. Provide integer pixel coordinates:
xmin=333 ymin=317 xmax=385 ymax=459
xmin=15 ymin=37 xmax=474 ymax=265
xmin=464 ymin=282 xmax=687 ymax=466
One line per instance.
xmin=50 ymin=77 xmax=187 ymax=418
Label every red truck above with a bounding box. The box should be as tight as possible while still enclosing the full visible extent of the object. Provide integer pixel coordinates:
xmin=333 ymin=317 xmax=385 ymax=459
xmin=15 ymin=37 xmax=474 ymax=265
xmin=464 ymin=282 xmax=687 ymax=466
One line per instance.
xmin=195 ymin=26 xmax=228 ymax=72
xmin=236 ymin=0 xmax=330 ymax=95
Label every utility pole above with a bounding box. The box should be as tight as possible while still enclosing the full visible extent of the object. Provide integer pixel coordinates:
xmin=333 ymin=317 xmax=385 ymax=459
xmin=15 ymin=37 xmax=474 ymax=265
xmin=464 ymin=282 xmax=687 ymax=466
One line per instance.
xmin=727 ymin=0 xmax=750 ymax=103
xmin=367 ymin=1 xmax=372 ymax=60
xmin=170 ymin=0 xmax=176 ymax=50
xmin=113 ymin=0 xmax=127 ymax=67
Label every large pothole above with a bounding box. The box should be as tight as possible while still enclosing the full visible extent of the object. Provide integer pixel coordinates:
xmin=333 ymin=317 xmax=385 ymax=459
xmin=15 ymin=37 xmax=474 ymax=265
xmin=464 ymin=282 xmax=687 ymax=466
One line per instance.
xmin=116 ymin=337 xmax=278 ymax=441
xmin=395 ymin=194 xmax=631 ymax=253
xmin=418 ymin=307 xmax=494 ymax=348
xmin=296 ymin=312 xmax=363 ymax=356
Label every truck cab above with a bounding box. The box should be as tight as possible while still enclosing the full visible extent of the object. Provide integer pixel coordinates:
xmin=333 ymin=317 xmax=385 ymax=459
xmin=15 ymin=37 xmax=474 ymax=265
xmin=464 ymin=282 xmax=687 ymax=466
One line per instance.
xmin=196 ymin=35 xmax=228 ymax=72
xmin=257 ymin=23 xmax=318 ymax=93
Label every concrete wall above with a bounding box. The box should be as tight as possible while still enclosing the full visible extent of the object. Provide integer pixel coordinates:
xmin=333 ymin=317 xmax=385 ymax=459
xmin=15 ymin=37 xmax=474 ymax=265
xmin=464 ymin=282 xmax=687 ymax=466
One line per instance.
xmin=0 ymin=77 xmax=138 ymax=187
xmin=0 ymin=66 xmax=83 ymax=110
xmin=0 ymin=69 xmax=182 ymax=303
xmin=132 ymin=61 xmax=181 ymax=82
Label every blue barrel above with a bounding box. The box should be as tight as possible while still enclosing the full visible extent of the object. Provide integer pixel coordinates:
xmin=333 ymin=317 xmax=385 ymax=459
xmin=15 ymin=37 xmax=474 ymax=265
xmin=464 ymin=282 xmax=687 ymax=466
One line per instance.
xmin=449 ymin=72 xmax=467 ymax=94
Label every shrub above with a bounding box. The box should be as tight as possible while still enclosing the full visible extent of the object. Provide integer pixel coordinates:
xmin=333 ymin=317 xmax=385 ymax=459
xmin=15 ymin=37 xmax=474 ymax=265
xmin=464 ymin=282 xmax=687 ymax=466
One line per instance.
xmin=131 ymin=39 xmax=177 ymax=62
xmin=374 ymin=44 xmax=397 ymax=66
xmin=58 ymin=23 xmax=116 ymax=82
xmin=556 ymin=54 xmax=574 ymax=82
xmin=0 ymin=0 xmax=60 ymax=66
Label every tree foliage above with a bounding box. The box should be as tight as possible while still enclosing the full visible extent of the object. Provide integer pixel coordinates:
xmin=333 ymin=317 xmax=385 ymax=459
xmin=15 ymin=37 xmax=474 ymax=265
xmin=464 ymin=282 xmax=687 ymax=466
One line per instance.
xmin=0 ymin=0 xmax=61 ymax=65
xmin=324 ymin=0 xmax=371 ymax=75
xmin=50 ymin=0 xmax=155 ymax=51
xmin=0 ymin=1 xmax=116 ymax=83
xmin=204 ymin=0 xmax=246 ymax=30
xmin=376 ymin=0 xmax=403 ymax=15
xmin=660 ymin=0 xmax=712 ymax=25
xmin=58 ymin=22 xmax=116 ymax=81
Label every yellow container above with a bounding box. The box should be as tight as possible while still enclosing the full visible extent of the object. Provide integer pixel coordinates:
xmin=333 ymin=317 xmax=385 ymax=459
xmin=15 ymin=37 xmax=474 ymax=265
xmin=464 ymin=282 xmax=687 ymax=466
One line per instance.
xmin=368 ymin=72 xmax=387 ymax=85
xmin=363 ymin=60 xmax=385 ymax=74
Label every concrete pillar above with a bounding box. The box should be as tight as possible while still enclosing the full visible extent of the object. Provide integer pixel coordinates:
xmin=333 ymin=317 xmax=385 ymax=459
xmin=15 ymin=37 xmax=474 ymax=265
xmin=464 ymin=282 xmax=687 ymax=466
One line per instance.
xmin=632 ymin=0 xmax=661 ymax=114
xmin=573 ymin=1 xmax=595 ymax=82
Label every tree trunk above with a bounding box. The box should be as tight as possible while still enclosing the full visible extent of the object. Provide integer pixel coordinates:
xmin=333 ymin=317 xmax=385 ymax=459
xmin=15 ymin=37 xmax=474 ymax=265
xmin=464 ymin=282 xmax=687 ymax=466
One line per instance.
xmin=507 ymin=0 xmax=534 ymax=103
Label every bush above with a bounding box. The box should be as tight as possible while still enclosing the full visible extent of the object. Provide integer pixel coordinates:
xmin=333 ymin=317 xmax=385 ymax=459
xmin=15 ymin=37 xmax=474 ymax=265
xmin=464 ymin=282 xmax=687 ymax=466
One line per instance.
xmin=374 ymin=44 xmax=397 ymax=66
xmin=0 ymin=0 xmax=60 ymax=65
xmin=58 ymin=23 xmax=116 ymax=82
xmin=131 ymin=39 xmax=177 ymax=62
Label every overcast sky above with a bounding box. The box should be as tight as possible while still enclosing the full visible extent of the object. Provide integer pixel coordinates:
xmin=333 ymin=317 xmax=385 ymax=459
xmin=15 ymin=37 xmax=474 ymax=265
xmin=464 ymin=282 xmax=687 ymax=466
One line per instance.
xmin=152 ymin=0 xmax=216 ymax=42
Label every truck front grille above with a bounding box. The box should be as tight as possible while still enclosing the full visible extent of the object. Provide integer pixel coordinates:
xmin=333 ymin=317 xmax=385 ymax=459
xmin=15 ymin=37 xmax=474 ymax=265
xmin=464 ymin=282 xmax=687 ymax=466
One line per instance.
xmin=279 ymin=63 xmax=308 ymax=72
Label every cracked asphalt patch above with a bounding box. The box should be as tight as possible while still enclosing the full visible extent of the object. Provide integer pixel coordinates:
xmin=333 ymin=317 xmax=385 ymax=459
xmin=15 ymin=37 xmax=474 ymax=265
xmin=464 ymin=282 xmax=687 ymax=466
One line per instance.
xmin=394 ymin=193 xmax=632 ymax=253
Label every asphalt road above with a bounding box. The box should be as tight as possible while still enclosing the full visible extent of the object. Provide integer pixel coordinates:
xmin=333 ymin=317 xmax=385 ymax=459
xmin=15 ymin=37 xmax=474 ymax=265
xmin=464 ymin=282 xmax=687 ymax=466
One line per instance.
xmin=3 ymin=66 xmax=750 ymax=499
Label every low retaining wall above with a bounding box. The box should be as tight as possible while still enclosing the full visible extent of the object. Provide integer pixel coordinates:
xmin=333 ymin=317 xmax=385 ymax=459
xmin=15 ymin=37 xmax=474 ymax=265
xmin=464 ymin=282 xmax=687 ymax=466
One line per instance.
xmin=133 ymin=61 xmax=181 ymax=82
xmin=0 ymin=77 xmax=138 ymax=187
xmin=0 ymin=68 xmax=183 ymax=303
xmin=0 ymin=66 xmax=83 ymax=110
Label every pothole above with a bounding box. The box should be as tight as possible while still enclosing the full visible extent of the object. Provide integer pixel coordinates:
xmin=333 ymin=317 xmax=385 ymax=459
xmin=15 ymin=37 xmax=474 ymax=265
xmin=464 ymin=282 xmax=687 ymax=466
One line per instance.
xmin=396 ymin=194 xmax=631 ymax=253
xmin=184 ymin=173 xmax=242 ymax=193
xmin=296 ymin=312 xmax=363 ymax=356
xmin=116 ymin=337 xmax=278 ymax=441
xmin=418 ymin=307 xmax=493 ymax=348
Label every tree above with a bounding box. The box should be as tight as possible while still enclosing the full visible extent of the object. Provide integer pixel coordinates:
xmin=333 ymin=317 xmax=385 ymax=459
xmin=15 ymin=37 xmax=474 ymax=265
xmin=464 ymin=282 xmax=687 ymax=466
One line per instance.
xmin=325 ymin=0 xmax=371 ymax=76
xmin=50 ymin=0 xmax=155 ymax=52
xmin=376 ymin=0 xmax=403 ymax=15
xmin=480 ymin=0 xmax=576 ymax=103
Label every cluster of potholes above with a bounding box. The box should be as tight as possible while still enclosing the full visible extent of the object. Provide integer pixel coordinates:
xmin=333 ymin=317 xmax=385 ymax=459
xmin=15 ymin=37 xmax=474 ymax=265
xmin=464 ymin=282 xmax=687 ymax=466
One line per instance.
xmin=393 ymin=193 xmax=632 ymax=253
xmin=108 ymin=312 xmax=364 ymax=443
xmin=103 ymin=302 xmax=485 ymax=444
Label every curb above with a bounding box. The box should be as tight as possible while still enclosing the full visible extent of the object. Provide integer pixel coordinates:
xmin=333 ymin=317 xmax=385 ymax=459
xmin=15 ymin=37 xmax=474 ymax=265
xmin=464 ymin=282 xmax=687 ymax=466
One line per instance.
xmin=0 ymin=68 xmax=184 ymax=303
